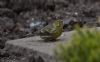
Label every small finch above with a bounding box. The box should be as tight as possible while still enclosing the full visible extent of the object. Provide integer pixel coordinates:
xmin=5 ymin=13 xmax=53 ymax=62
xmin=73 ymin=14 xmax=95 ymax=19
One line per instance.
xmin=39 ymin=19 xmax=63 ymax=41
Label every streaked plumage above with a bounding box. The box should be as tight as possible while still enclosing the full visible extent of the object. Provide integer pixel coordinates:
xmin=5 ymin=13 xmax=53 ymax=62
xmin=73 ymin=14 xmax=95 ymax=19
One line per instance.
xmin=40 ymin=20 xmax=63 ymax=41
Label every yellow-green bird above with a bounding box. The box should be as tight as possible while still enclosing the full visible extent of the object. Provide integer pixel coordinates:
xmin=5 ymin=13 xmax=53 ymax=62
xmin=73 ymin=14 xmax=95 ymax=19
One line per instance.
xmin=39 ymin=19 xmax=63 ymax=41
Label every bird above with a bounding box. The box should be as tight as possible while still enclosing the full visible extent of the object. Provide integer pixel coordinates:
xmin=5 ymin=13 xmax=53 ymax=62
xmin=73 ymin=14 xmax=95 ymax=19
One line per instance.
xmin=39 ymin=19 xmax=63 ymax=41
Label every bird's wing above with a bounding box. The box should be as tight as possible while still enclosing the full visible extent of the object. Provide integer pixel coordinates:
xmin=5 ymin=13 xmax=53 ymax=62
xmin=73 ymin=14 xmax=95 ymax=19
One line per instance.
xmin=40 ymin=25 xmax=52 ymax=35
xmin=49 ymin=27 xmax=57 ymax=34
xmin=41 ymin=24 xmax=51 ymax=31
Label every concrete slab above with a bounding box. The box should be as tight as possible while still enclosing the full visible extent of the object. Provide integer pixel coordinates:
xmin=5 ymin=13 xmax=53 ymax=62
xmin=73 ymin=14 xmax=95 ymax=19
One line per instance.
xmin=5 ymin=31 xmax=74 ymax=62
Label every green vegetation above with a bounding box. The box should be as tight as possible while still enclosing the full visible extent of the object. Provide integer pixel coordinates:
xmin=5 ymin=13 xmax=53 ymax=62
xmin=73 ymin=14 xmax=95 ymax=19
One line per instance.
xmin=55 ymin=27 xmax=100 ymax=62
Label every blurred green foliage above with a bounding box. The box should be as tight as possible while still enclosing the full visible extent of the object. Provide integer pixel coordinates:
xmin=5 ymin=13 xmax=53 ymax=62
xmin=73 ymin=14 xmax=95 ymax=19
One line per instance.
xmin=55 ymin=27 xmax=100 ymax=62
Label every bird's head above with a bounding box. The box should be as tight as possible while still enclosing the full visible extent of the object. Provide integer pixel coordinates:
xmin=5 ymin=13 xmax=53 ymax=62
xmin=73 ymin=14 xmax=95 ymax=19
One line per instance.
xmin=53 ymin=20 xmax=63 ymax=28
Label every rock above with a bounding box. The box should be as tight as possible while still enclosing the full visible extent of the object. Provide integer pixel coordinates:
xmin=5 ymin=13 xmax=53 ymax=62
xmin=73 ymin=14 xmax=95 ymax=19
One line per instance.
xmin=0 ymin=0 xmax=7 ymax=8
xmin=8 ymin=0 xmax=33 ymax=13
xmin=54 ymin=0 xmax=68 ymax=6
xmin=0 ymin=8 xmax=16 ymax=18
xmin=5 ymin=31 xmax=73 ymax=62
xmin=28 ymin=18 xmax=47 ymax=32
xmin=19 ymin=11 xmax=35 ymax=20
xmin=0 ymin=17 xmax=15 ymax=31
xmin=0 ymin=17 xmax=15 ymax=48
xmin=62 ymin=17 xmax=86 ymax=31
xmin=0 ymin=37 xmax=7 ymax=49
